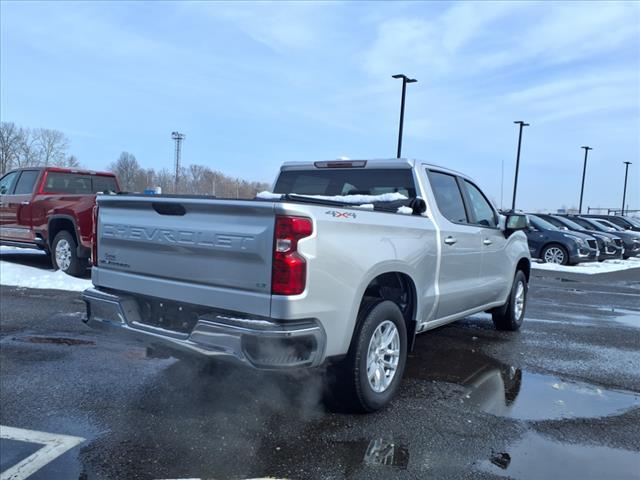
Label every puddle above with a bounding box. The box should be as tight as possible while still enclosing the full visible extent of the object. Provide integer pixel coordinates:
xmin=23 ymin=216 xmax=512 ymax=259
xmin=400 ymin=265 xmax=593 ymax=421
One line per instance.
xmin=599 ymin=308 xmax=640 ymax=329
xmin=406 ymin=347 xmax=639 ymax=420
xmin=15 ymin=336 xmax=95 ymax=346
xmin=479 ymin=431 xmax=640 ymax=479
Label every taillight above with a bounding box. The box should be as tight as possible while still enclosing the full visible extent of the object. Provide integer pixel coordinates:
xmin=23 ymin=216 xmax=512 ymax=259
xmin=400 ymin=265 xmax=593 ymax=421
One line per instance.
xmin=272 ymin=215 xmax=313 ymax=295
xmin=91 ymin=205 xmax=99 ymax=266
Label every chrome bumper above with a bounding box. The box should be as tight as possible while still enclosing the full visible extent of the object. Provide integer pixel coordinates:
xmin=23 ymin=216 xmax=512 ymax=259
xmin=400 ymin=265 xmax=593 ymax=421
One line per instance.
xmin=82 ymin=288 xmax=326 ymax=369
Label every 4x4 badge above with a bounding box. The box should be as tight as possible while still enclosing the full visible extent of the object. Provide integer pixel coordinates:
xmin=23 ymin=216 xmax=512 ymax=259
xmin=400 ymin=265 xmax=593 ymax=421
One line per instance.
xmin=325 ymin=210 xmax=356 ymax=219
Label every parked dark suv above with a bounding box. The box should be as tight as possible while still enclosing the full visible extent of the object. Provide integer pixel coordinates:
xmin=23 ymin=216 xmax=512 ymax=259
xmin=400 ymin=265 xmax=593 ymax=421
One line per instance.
xmin=535 ymin=214 xmax=623 ymax=261
xmin=584 ymin=215 xmax=640 ymax=232
xmin=573 ymin=216 xmax=640 ymax=258
xmin=524 ymin=214 xmax=598 ymax=265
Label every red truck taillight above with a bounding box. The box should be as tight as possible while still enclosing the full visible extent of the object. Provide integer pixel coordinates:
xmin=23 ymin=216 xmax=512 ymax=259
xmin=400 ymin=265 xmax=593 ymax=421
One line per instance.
xmin=91 ymin=205 xmax=99 ymax=266
xmin=272 ymin=215 xmax=313 ymax=295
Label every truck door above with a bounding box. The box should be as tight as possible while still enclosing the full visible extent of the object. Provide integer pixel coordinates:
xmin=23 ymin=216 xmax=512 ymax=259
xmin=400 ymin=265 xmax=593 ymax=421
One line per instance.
xmin=426 ymin=170 xmax=485 ymax=319
xmin=1 ymin=170 xmax=40 ymax=242
xmin=460 ymin=179 xmax=511 ymax=305
xmin=1 ymin=171 xmax=21 ymax=237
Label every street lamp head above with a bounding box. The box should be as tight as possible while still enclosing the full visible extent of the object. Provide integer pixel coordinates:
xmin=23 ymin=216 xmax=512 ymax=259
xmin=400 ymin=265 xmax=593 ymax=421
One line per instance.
xmin=581 ymin=146 xmax=592 ymax=151
xmin=392 ymin=74 xmax=405 ymax=79
xmin=406 ymin=78 xmax=417 ymax=83
xmin=624 ymin=161 xmax=632 ymax=166
xmin=513 ymin=121 xmax=530 ymax=127
xmin=392 ymin=74 xmax=417 ymax=83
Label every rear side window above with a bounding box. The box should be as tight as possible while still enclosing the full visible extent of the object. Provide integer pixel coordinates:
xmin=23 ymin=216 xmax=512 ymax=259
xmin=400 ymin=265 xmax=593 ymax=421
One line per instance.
xmin=92 ymin=175 xmax=118 ymax=193
xmin=44 ymin=172 xmax=92 ymax=194
xmin=427 ymin=170 xmax=468 ymax=223
xmin=274 ymin=169 xmax=417 ymax=198
xmin=0 ymin=171 xmax=20 ymax=194
xmin=13 ymin=170 xmax=40 ymax=194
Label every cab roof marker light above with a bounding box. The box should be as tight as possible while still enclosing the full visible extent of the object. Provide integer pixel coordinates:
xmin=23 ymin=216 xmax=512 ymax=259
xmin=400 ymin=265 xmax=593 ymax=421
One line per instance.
xmin=314 ymin=161 xmax=367 ymax=169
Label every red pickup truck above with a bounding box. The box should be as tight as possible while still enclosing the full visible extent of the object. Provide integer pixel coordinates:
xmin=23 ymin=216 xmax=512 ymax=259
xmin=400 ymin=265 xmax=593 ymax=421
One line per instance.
xmin=0 ymin=167 xmax=120 ymax=276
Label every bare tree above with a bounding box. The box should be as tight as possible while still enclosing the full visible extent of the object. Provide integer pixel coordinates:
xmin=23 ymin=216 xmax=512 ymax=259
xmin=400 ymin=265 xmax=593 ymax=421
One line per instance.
xmin=109 ymin=152 xmax=141 ymax=192
xmin=0 ymin=122 xmax=21 ymax=174
xmin=16 ymin=127 xmax=39 ymax=167
xmin=34 ymin=128 xmax=69 ymax=166
xmin=65 ymin=155 xmax=81 ymax=168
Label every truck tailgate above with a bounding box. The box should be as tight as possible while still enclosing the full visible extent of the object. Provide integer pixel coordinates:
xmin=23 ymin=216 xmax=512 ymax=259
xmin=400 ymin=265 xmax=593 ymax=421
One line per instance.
xmin=93 ymin=196 xmax=275 ymax=316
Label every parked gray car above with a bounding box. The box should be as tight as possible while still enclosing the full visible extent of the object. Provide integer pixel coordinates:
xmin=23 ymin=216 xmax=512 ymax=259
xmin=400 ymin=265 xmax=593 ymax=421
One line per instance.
xmin=83 ymin=159 xmax=531 ymax=411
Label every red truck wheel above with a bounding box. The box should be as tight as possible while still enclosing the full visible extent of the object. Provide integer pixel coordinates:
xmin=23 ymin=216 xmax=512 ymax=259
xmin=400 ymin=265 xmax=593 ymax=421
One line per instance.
xmin=52 ymin=231 xmax=88 ymax=277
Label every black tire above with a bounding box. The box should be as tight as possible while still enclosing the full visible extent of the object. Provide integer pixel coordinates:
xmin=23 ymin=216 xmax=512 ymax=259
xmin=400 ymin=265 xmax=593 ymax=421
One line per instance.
xmin=51 ymin=230 xmax=88 ymax=277
xmin=541 ymin=243 xmax=569 ymax=265
xmin=492 ymin=270 xmax=528 ymax=331
xmin=324 ymin=299 xmax=408 ymax=413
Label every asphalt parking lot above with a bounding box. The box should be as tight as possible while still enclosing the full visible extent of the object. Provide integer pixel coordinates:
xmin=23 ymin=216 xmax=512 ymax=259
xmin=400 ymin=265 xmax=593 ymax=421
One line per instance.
xmin=1 ymin=260 xmax=639 ymax=479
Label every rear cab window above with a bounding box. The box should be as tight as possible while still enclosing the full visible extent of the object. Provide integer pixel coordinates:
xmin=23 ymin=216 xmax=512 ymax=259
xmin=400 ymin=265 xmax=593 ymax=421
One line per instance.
xmin=273 ymin=168 xmax=417 ymax=198
xmin=42 ymin=172 xmax=119 ymax=194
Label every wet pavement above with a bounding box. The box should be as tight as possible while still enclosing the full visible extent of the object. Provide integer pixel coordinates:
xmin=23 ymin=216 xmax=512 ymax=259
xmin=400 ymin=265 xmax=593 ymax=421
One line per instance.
xmin=1 ymin=266 xmax=639 ymax=479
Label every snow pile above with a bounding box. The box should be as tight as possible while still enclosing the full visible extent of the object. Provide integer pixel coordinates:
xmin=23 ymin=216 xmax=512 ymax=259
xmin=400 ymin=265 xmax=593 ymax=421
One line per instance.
xmin=532 ymin=256 xmax=640 ymax=274
xmin=257 ymin=191 xmax=408 ymax=204
xmin=0 ymin=246 xmax=91 ymax=291
xmin=256 ymin=191 xmax=283 ymax=200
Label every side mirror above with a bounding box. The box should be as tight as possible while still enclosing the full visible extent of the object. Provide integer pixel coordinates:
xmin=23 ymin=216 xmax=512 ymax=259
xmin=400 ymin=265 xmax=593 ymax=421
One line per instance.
xmin=506 ymin=214 xmax=528 ymax=231
xmin=410 ymin=197 xmax=427 ymax=214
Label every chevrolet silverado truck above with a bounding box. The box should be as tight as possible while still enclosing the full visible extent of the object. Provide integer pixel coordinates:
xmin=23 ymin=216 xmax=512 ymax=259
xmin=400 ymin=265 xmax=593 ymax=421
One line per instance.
xmin=0 ymin=167 xmax=120 ymax=276
xmin=82 ymin=159 xmax=530 ymax=411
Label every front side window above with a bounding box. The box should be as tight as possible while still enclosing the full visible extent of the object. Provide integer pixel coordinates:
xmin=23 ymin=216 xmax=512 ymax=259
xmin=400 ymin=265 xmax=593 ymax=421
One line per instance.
xmin=463 ymin=180 xmax=497 ymax=227
xmin=13 ymin=170 xmax=40 ymax=195
xmin=0 ymin=171 xmax=20 ymax=194
xmin=427 ymin=170 xmax=468 ymax=223
xmin=43 ymin=172 xmax=92 ymax=194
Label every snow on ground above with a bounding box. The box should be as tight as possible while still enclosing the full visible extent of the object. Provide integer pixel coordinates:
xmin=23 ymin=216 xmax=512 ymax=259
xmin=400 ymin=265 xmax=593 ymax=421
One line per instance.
xmin=532 ymin=256 xmax=640 ymax=274
xmin=0 ymin=246 xmax=91 ymax=291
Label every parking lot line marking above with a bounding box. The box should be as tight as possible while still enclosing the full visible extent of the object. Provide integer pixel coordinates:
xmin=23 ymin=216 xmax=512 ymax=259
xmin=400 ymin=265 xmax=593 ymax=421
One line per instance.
xmin=0 ymin=425 xmax=85 ymax=480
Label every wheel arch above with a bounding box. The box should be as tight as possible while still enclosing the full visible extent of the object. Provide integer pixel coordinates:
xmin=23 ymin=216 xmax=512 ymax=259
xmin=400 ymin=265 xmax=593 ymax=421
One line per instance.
xmin=352 ymin=271 xmax=418 ymax=352
xmin=48 ymin=215 xmax=80 ymax=248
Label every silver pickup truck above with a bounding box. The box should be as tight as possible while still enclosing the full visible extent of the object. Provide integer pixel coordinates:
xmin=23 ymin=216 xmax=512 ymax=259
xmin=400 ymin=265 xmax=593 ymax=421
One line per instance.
xmin=83 ymin=159 xmax=530 ymax=411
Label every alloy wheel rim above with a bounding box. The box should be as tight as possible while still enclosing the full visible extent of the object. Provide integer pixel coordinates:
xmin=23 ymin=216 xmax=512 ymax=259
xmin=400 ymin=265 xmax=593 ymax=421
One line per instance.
xmin=544 ymin=247 xmax=565 ymax=264
xmin=55 ymin=239 xmax=72 ymax=271
xmin=366 ymin=320 xmax=401 ymax=393
xmin=514 ymin=281 xmax=525 ymax=320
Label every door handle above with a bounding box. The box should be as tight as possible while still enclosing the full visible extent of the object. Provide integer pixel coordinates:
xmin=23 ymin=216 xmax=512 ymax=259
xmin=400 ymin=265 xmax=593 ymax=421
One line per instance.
xmin=20 ymin=201 xmax=30 ymax=205
xmin=444 ymin=236 xmax=457 ymax=246
xmin=483 ymin=239 xmax=493 ymax=245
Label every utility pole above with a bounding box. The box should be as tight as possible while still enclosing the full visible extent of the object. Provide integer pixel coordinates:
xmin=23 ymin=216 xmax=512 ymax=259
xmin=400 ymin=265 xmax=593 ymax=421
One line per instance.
xmin=622 ymin=161 xmax=632 ymax=215
xmin=392 ymin=74 xmax=417 ymax=158
xmin=511 ymin=120 xmax=529 ymax=211
xmin=578 ymin=146 xmax=592 ymax=214
xmin=171 ymin=131 xmax=185 ymax=193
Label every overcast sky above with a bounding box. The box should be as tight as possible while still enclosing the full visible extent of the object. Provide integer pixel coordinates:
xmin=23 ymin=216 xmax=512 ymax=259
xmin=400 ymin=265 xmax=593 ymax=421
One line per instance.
xmin=1 ymin=1 xmax=638 ymax=211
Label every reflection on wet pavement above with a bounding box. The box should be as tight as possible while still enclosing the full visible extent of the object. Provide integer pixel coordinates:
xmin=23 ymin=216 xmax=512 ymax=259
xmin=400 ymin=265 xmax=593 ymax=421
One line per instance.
xmin=479 ymin=431 xmax=640 ymax=479
xmin=406 ymin=342 xmax=639 ymax=420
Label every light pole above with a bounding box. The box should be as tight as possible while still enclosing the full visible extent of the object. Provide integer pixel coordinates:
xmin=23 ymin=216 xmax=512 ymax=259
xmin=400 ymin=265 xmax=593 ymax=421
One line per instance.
xmin=511 ymin=121 xmax=529 ymax=210
xmin=171 ymin=131 xmax=185 ymax=193
xmin=578 ymin=146 xmax=592 ymax=214
xmin=622 ymin=161 xmax=632 ymax=215
xmin=392 ymin=74 xmax=417 ymax=158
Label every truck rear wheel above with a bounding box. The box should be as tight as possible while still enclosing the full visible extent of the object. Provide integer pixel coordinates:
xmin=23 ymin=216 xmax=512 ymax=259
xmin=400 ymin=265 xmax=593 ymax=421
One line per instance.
xmin=52 ymin=231 xmax=88 ymax=277
xmin=492 ymin=270 xmax=528 ymax=331
xmin=325 ymin=299 xmax=407 ymax=413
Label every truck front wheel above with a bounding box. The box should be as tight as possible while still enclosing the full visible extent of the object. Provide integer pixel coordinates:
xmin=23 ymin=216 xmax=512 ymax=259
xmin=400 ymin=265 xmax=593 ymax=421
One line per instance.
xmin=52 ymin=231 xmax=88 ymax=277
xmin=325 ymin=299 xmax=407 ymax=412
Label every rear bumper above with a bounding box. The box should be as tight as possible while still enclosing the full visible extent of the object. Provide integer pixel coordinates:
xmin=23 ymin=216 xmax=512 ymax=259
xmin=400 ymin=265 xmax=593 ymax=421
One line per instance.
xmin=82 ymin=287 xmax=326 ymax=369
